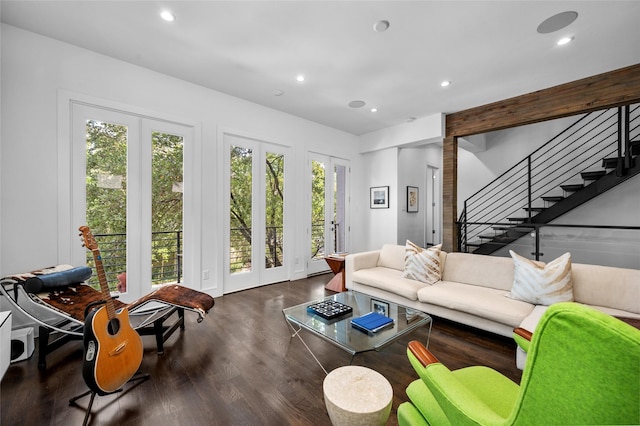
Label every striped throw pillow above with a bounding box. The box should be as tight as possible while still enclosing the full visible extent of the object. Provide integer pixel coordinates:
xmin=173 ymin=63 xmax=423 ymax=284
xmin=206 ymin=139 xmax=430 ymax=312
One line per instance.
xmin=507 ymin=250 xmax=573 ymax=305
xmin=401 ymin=241 xmax=442 ymax=285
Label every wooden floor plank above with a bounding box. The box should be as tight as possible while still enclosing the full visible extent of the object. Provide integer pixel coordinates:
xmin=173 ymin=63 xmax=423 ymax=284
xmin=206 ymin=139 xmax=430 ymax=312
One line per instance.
xmin=1 ymin=275 xmax=521 ymax=425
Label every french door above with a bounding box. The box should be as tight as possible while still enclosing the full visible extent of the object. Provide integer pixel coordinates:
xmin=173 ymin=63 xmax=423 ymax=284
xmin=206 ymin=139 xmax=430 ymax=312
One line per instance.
xmin=70 ymin=103 xmax=194 ymax=301
xmin=224 ymin=133 xmax=290 ymax=293
xmin=308 ymin=154 xmax=350 ymax=275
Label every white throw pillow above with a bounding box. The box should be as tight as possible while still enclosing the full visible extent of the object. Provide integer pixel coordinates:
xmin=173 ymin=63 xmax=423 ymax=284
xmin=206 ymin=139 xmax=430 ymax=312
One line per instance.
xmin=401 ymin=240 xmax=442 ymax=285
xmin=507 ymin=250 xmax=574 ymax=305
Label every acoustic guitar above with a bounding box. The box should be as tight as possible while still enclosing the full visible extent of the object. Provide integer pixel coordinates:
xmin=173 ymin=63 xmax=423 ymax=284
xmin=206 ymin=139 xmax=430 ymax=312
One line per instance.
xmin=79 ymin=226 xmax=143 ymax=395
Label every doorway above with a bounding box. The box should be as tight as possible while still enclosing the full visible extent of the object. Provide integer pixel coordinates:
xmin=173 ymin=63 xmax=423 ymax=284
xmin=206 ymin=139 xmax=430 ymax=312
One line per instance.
xmin=308 ymin=154 xmax=350 ymax=275
xmin=224 ymin=133 xmax=290 ymax=293
xmin=70 ymin=103 xmax=194 ymax=301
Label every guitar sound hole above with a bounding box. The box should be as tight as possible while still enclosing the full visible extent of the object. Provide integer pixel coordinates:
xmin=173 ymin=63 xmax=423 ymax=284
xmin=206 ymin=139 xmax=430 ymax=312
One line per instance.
xmin=107 ymin=318 xmax=121 ymax=335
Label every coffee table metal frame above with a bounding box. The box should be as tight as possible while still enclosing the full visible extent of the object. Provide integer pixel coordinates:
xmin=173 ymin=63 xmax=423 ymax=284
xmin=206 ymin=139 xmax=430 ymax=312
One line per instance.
xmin=282 ymin=291 xmax=432 ymax=374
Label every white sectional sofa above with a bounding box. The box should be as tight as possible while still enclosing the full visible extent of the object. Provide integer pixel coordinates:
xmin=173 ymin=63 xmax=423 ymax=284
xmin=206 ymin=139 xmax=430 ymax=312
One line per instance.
xmin=345 ymin=244 xmax=640 ymax=367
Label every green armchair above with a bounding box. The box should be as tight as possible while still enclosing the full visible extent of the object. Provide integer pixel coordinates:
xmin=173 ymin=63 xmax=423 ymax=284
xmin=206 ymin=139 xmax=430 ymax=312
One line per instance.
xmin=398 ymin=302 xmax=640 ymax=425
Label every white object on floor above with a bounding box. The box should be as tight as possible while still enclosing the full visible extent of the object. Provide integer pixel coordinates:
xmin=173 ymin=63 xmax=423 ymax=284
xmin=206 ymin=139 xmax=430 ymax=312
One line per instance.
xmin=1 ymin=312 xmax=12 ymax=378
xmin=10 ymin=327 xmax=34 ymax=363
xmin=323 ymin=365 xmax=393 ymax=426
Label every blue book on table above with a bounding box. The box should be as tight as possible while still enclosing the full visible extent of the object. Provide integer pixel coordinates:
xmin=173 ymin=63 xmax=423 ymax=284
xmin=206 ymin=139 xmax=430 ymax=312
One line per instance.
xmin=351 ymin=312 xmax=394 ymax=334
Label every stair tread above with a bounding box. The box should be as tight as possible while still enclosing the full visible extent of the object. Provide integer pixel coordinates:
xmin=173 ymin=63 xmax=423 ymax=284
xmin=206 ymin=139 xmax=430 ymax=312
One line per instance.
xmin=507 ymin=217 xmax=528 ymax=222
xmin=480 ymin=232 xmax=510 ymax=239
xmin=602 ymin=157 xmax=619 ymax=168
xmin=523 ymin=207 xmax=545 ymax=212
xmin=561 ymin=183 xmax=584 ymax=191
xmin=542 ymin=195 xmax=564 ymax=202
xmin=581 ymin=170 xmax=606 ymax=180
xmin=479 ymin=234 xmax=499 ymax=240
xmin=512 ymin=227 xmax=534 ymax=233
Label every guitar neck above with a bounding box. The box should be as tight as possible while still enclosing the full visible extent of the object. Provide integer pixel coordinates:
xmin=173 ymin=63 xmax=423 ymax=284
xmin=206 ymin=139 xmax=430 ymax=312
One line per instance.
xmin=91 ymin=248 xmax=116 ymax=319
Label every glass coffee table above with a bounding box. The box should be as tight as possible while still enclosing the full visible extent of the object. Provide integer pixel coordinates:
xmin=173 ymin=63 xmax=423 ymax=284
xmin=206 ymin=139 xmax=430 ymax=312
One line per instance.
xmin=283 ymin=291 xmax=431 ymax=374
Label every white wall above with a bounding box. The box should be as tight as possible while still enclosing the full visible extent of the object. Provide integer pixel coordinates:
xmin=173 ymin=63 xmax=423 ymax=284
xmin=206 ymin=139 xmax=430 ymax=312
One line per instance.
xmin=359 ymin=113 xmax=443 ymax=153
xmin=398 ymin=147 xmax=427 ymax=245
xmin=356 ymin=113 xmax=445 ymax=252
xmin=397 ymin=144 xmax=442 ymax=246
xmin=355 ymin=148 xmax=398 ymax=252
xmin=0 ymin=24 xmax=360 ymax=302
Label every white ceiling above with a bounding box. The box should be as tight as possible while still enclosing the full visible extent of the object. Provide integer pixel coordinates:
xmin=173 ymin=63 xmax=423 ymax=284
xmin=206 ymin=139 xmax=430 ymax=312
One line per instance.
xmin=2 ymin=1 xmax=640 ymax=135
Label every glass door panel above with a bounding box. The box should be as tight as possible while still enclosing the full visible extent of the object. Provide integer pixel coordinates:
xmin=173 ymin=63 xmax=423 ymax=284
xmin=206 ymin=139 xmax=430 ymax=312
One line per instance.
xmin=84 ymin=119 xmax=128 ymax=292
xmin=333 ymin=163 xmax=347 ymax=253
xmin=151 ymin=131 xmax=184 ymax=285
xmin=311 ymin=159 xmax=326 ymax=261
xmin=229 ymin=145 xmax=253 ymax=274
xmin=265 ymin=151 xmax=284 ymax=270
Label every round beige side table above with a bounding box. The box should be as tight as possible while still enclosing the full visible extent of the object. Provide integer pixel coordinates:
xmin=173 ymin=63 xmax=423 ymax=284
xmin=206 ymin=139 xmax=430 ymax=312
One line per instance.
xmin=323 ymin=365 xmax=393 ymax=426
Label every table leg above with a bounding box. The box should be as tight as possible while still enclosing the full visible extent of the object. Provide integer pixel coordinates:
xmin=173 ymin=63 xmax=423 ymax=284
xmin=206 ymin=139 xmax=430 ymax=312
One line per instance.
xmin=283 ymin=315 xmax=329 ymax=375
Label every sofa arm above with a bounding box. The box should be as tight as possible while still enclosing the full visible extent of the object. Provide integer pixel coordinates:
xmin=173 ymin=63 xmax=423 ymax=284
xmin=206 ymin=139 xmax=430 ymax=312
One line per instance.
xmin=345 ymin=250 xmax=380 ymax=289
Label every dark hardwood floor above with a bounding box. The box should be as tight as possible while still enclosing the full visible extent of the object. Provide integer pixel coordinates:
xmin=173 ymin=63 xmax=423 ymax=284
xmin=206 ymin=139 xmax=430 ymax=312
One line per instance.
xmin=1 ymin=276 xmax=522 ymax=425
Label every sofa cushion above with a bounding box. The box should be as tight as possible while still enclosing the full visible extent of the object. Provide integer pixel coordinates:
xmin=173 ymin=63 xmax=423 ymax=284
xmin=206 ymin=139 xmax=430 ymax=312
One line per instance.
xmin=507 ymin=251 xmax=573 ymax=305
xmin=377 ymin=244 xmax=406 ymax=271
xmin=441 ymin=253 xmax=515 ymax=291
xmin=571 ymin=263 xmax=640 ymax=314
xmin=401 ymin=241 xmax=442 ymax=285
xmin=352 ymin=267 xmax=428 ymax=301
xmin=418 ymin=281 xmax=534 ymax=327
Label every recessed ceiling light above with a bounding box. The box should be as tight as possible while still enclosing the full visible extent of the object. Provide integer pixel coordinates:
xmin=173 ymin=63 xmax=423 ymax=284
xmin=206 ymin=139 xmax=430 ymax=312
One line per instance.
xmin=441 ymin=80 xmax=451 ymax=87
xmin=557 ymin=36 xmax=574 ymax=46
xmin=296 ymin=74 xmax=305 ymax=83
xmin=160 ymin=10 xmax=175 ymax=22
xmin=373 ymin=20 xmax=390 ymax=33
xmin=370 ymin=108 xmax=378 ymax=113
xmin=348 ymin=100 xmax=366 ymax=108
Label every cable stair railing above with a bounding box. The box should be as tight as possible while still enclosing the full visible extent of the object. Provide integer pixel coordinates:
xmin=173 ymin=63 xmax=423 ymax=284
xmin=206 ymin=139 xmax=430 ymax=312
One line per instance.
xmin=459 ymin=103 xmax=640 ymax=255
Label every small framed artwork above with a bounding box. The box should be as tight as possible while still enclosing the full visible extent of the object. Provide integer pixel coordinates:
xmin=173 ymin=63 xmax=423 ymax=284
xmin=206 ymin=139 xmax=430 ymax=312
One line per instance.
xmin=407 ymin=186 xmax=419 ymax=213
xmin=370 ymin=186 xmax=389 ymax=209
xmin=371 ymin=299 xmax=390 ymax=317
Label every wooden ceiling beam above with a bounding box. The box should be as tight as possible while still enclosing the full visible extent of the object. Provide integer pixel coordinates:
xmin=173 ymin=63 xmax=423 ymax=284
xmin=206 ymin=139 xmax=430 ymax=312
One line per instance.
xmin=446 ymin=63 xmax=640 ymax=138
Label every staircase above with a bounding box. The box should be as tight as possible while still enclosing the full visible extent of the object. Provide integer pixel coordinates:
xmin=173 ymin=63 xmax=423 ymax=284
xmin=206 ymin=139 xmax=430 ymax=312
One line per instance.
xmin=460 ymin=104 xmax=640 ymax=255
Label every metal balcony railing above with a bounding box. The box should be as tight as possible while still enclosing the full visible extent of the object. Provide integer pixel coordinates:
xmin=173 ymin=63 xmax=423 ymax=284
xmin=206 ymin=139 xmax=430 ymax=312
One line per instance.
xmin=85 ymin=230 xmax=182 ymax=291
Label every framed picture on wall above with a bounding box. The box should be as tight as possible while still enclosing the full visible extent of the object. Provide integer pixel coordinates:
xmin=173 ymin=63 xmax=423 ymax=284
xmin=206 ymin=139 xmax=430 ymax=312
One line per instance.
xmin=407 ymin=186 xmax=419 ymax=213
xmin=370 ymin=186 xmax=389 ymax=209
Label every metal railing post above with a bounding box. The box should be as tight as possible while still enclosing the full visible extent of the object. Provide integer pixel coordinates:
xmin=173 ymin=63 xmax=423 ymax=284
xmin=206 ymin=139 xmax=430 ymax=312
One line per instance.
xmin=534 ymin=225 xmax=541 ymax=261
xmin=176 ymin=231 xmax=182 ymax=283
xmin=463 ymin=201 xmax=468 ymax=252
xmin=617 ymin=106 xmax=624 ymax=176
xmin=527 ymin=156 xmax=532 ymax=221
xmin=624 ymin=105 xmax=631 ymax=170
